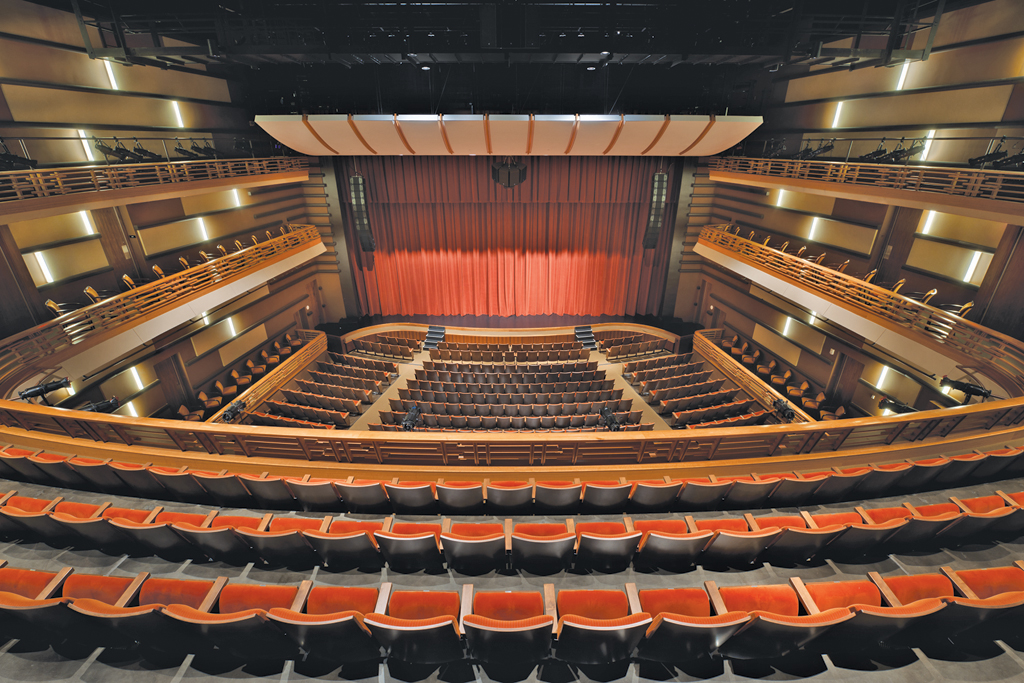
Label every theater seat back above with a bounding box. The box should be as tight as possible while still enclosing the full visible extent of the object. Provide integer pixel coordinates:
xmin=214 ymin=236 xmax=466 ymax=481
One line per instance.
xmin=883 ymin=574 xmax=954 ymax=604
xmin=804 ymin=580 xmax=881 ymax=610
xmin=0 ymin=568 xmax=59 ymax=599
xmin=218 ymin=584 xmax=298 ymax=613
xmin=473 ymin=591 xmax=544 ymax=620
xmin=62 ymin=574 xmax=136 ymax=603
xmin=307 ymin=586 xmax=378 ymax=615
xmin=719 ymin=585 xmax=799 ymax=616
xmin=139 ymin=578 xmax=215 ymax=609
xmin=557 ymin=590 xmax=629 ymax=619
xmin=638 ymin=588 xmax=711 ymax=618
xmin=388 ymin=590 xmax=459 ymax=620
xmin=956 ymin=567 xmax=1024 ymax=599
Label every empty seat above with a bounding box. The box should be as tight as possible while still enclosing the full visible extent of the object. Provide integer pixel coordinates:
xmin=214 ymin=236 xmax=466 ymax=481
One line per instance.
xmin=484 ymin=481 xmax=534 ymax=513
xmin=638 ymin=587 xmax=749 ymax=662
xmin=335 ymin=480 xmax=390 ymax=513
xmin=554 ymin=589 xmax=651 ymax=664
xmin=364 ymin=589 xmax=464 ymax=664
xmin=696 ymin=518 xmax=780 ymax=567
xmin=384 ymin=481 xmax=438 ymax=514
xmin=267 ymin=585 xmax=380 ymax=662
xmin=580 ymin=480 xmax=631 ymax=513
xmin=511 ymin=522 xmax=576 ymax=574
xmin=629 ymin=480 xmax=682 ymax=512
xmin=574 ymin=522 xmax=641 ymax=572
xmin=107 ymin=511 xmax=207 ymax=560
xmin=303 ymin=520 xmax=384 ymax=570
xmin=634 ymin=519 xmax=712 ymax=571
xmin=236 ymin=517 xmax=323 ymax=567
xmin=171 ymin=515 xmax=262 ymax=564
xmin=534 ymin=481 xmax=581 ymax=513
xmin=437 ymin=481 xmax=484 ymax=514
xmin=375 ymin=523 xmax=443 ymax=572
xmin=463 ymin=590 xmax=554 ymax=664
xmin=441 ymin=523 xmax=507 ymax=574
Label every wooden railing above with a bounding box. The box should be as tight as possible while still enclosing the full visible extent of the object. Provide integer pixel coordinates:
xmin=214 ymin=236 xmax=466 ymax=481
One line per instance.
xmin=698 ymin=225 xmax=1024 ymax=395
xmin=209 ymin=329 xmax=326 ymax=423
xmin=693 ymin=329 xmax=814 ymax=423
xmin=0 ymin=224 xmax=323 ymax=395
xmin=0 ymin=157 xmax=308 ymax=206
xmin=708 ymin=156 xmax=1024 ymax=205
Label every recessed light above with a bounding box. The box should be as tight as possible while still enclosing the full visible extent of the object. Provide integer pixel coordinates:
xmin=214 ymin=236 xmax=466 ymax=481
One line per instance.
xmin=600 ymin=51 xmax=610 ymax=56
xmin=586 ymin=66 xmax=596 ymax=71
xmin=421 ymin=65 xmax=430 ymax=71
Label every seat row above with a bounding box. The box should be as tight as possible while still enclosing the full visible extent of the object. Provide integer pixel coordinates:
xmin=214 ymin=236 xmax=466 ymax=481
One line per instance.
xmin=370 ymin=423 xmax=655 ymax=433
xmin=437 ymin=341 xmax=582 ymax=351
xmin=423 ymin=360 xmax=597 ymax=374
xmin=377 ymin=412 xmax=649 ymax=430
xmin=660 ymin=387 xmax=738 ymax=414
xmin=604 ymin=339 xmax=670 ymax=360
xmin=4 ymin=489 xmax=1024 ymax=573
xmin=415 ymin=368 xmax=604 ymax=383
xmin=294 ymin=378 xmax=372 ymax=404
xmin=261 ymin=401 xmax=351 ymax=427
xmin=672 ymin=399 xmax=758 ymax=427
xmin=402 ymin=378 xmax=614 ymax=397
xmin=388 ymin=397 xmax=634 ymax=415
xmin=350 ymin=338 xmax=414 ymax=360
xmin=687 ymin=410 xmax=768 ymax=429
xmin=622 ymin=353 xmax=693 ymax=378
xmin=639 ymin=365 xmax=710 ymax=393
xmin=281 ymin=389 xmax=365 ymax=415
xmin=248 ymin=412 xmax=332 ymax=430
xmin=649 ymin=378 xmax=727 ymax=406
xmin=316 ymin=361 xmax=390 ymax=384
xmin=430 ymin=348 xmax=590 ymax=362
xmin=373 ymin=334 xmax=422 ymax=348
xmin=307 ymin=370 xmax=380 ymax=394
xmin=633 ymin=364 xmax=710 ymax=387
xmin=327 ymin=351 xmax=398 ymax=374
xmin=3 ymin=444 xmax=1023 ymax=512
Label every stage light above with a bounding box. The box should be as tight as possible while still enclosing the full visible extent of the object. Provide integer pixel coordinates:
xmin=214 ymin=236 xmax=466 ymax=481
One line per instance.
xmin=969 ymin=138 xmax=1007 ymax=167
xmin=940 ymin=375 xmax=992 ymax=403
xmin=402 ymin=405 xmax=421 ymax=431
xmin=600 ymin=406 xmax=622 ymax=431
xmin=82 ymin=396 xmax=120 ymax=413
xmin=19 ymin=377 xmax=71 ymax=405
xmin=878 ymin=396 xmax=915 ymax=414
xmin=222 ymin=399 xmax=246 ymax=422
xmin=772 ymin=398 xmax=795 ymax=422
xmin=491 ymin=157 xmax=527 ymax=189
xmin=601 ymin=51 xmax=610 ymax=56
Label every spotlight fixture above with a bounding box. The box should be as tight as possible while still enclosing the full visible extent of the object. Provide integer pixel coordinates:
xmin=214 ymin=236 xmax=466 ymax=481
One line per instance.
xmin=878 ymin=396 xmax=915 ymax=414
xmin=401 ymin=405 xmax=421 ymax=431
xmin=772 ymin=398 xmax=795 ymax=422
xmin=939 ymin=376 xmax=994 ymax=403
xmin=0 ymin=138 xmax=38 ymax=171
xmin=82 ymin=396 xmax=120 ymax=413
xmin=222 ymin=399 xmax=246 ymax=422
xmin=600 ymin=406 xmax=622 ymax=431
xmin=491 ymin=157 xmax=527 ymax=189
xmin=18 ymin=377 xmax=71 ymax=405
xmin=969 ymin=138 xmax=1007 ymax=167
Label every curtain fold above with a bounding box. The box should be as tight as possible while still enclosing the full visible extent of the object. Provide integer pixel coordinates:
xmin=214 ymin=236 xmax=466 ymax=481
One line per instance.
xmin=338 ymin=155 xmax=678 ymax=317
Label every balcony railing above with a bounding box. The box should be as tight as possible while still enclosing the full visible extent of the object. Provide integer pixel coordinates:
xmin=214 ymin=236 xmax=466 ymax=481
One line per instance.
xmin=0 ymin=157 xmax=308 ymax=207
xmin=0 ymin=224 xmax=323 ymax=394
xmin=697 ymin=225 xmax=1024 ymax=395
xmin=708 ymin=156 xmax=1024 ymax=206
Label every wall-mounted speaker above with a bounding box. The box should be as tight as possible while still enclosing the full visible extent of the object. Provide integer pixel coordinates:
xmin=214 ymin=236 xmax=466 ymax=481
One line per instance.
xmin=348 ymin=174 xmax=375 ymax=251
xmin=642 ymin=172 xmax=669 ymax=249
xmin=491 ymin=159 xmax=527 ymax=189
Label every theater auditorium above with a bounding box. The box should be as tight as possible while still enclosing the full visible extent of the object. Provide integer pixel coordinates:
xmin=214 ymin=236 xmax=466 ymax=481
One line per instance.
xmin=1 ymin=0 xmax=1024 ymax=681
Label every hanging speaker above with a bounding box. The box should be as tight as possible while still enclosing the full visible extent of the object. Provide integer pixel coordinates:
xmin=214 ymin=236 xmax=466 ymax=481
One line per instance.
xmin=642 ymin=172 xmax=669 ymax=249
xmin=348 ymin=174 xmax=375 ymax=251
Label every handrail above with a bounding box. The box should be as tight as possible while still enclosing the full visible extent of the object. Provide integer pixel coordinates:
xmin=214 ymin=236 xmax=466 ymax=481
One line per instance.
xmin=0 ymin=157 xmax=309 ymax=206
xmin=209 ymin=329 xmax=326 ymax=423
xmin=708 ymin=156 xmax=1024 ymax=205
xmin=0 ymin=224 xmax=323 ymax=395
xmin=693 ymin=329 xmax=814 ymax=423
xmin=698 ymin=224 xmax=1024 ymax=395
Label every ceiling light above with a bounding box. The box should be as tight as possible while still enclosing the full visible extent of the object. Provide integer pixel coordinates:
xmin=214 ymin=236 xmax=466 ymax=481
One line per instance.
xmin=776 ymin=190 xmax=785 ymax=207
xmin=34 ymin=251 xmax=54 ymax=284
xmin=919 ymin=130 xmax=936 ymax=162
xmin=78 ymin=130 xmax=94 ymax=161
xmin=578 ymin=32 xmax=585 ymax=37
xmin=896 ymin=60 xmax=910 ymax=90
xmin=171 ymin=101 xmax=184 ymax=128
xmin=601 ymin=51 xmax=610 ymax=56
xmin=964 ymin=251 xmax=982 ymax=283
xmin=421 ymin=65 xmax=430 ymax=71
xmin=878 ymin=365 xmax=889 ymax=387
xmin=103 ymin=60 xmax=118 ymax=90
xmin=227 ymin=318 xmax=236 ymax=337
xmin=921 ymin=210 xmax=936 ymax=235
xmin=586 ymin=66 xmax=596 ymax=71
xmin=831 ymin=101 xmax=843 ymax=128
xmin=809 ymin=216 xmax=819 ymax=240
xmin=783 ymin=317 xmax=792 ymax=336
xmin=79 ymin=211 xmax=94 ymax=235
xmin=197 ymin=217 xmax=208 ymax=240
xmin=130 ymin=366 xmax=144 ymax=391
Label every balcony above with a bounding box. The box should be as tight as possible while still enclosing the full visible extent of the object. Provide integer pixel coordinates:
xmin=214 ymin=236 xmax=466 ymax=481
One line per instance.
xmin=708 ymin=156 xmax=1024 ymax=224
xmin=695 ymin=225 xmax=1024 ymax=398
xmin=0 ymin=224 xmax=325 ymax=395
xmin=0 ymin=157 xmax=309 ymax=223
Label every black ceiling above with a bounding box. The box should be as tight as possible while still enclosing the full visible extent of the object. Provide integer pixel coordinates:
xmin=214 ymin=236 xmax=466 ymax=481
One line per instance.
xmin=38 ymin=0 xmax=980 ymax=115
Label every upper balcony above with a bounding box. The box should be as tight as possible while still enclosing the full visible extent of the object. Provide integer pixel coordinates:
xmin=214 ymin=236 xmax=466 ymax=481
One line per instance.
xmin=695 ymin=225 xmax=1024 ymax=399
xmin=0 ymin=224 xmax=326 ymax=396
xmin=708 ymin=156 xmax=1024 ymax=225
xmin=0 ymin=157 xmax=309 ymax=223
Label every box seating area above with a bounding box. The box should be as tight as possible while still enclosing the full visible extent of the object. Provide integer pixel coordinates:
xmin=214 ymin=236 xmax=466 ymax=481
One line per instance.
xmin=672 ymin=398 xmax=758 ymax=427
xmin=350 ymin=338 xmax=415 ymax=360
xmin=5 ymin=486 xmax=1024 ymax=572
xmin=2 ymin=444 xmax=1021 ymax=512
xmin=431 ymin=347 xmax=589 ymax=362
xmin=2 ymin=561 xmax=1024 ymax=666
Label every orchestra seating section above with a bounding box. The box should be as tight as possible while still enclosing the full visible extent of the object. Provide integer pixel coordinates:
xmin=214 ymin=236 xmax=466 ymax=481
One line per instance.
xmin=247 ymin=352 xmax=399 ymax=430
xmin=719 ymin=333 xmax=846 ymax=420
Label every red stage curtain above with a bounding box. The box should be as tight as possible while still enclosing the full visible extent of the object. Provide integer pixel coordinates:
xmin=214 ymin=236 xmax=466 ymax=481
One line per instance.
xmin=338 ymin=156 xmax=678 ymax=317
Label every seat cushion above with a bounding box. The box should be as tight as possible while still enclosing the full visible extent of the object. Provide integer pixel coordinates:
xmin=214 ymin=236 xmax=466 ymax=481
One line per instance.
xmin=883 ymin=574 xmax=953 ymax=604
xmin=718 ymin=585 xmax=799 ymax=616
xmin=450 ymin=523 xmax=504 ymax=538
xmin=307 ymin=586 xmax=378 ymax=615
xmin=387 ymin=591 xmax=459 ymax=620
xmin=956 ymin=567 xmax=1024 ymax=599
xmin=473 ymin=591 xmax=544 ymax=621
xmin=557 ymin=590 xmax=628 ymax=620
xmin=139 ymin=578 xmax=215 ymax=610
xmin=218 ymin=584 xmax=298 ymax=613
xmin=514 ymin=523 xmax=567 ymax=537
xmin=0 ymin=568 xmax=58 ymax=599
xmin=62 ymin=574 xmax=136 ymax=603
xmin=638 ymin=588 xmax=710 ymax=618
xmin=804 ymin=580 xmax=881 ymax=610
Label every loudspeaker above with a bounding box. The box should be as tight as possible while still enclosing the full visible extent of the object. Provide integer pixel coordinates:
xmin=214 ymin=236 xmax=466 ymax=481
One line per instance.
xmin=491 ymin=159 xmax=527 ymax=189
xmin=348 ymin=174 xmax=375 ymax=251
xmin=642 ymin=172 xmax=669 ymax=249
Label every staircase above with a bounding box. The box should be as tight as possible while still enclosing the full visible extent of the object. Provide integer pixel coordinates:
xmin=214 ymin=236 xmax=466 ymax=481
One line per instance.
xmin=575 ymin=325 xmax=597 ymax=350
xmin=423 ymin=325 xmax=446 ymax=350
